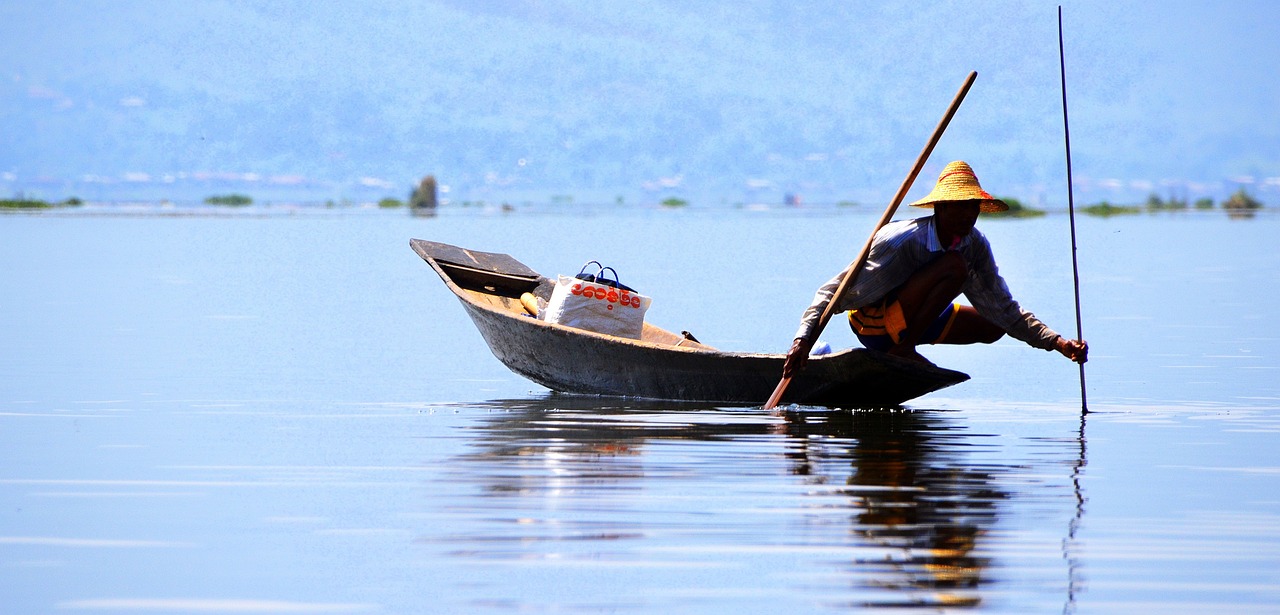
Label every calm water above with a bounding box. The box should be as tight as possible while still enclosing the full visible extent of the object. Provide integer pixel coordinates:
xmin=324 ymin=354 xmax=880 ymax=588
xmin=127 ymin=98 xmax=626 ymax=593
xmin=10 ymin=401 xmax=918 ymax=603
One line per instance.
xmin=3 ymin=205 xmax=1280 ymax=613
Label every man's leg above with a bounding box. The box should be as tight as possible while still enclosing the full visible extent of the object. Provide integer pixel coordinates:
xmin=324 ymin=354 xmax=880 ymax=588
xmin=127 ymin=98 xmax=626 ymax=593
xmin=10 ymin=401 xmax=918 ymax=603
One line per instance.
xmin=889 ymin=251 xmax=968 ymax=360
xmin=935 ymin=306 xmax=1004 ymax=345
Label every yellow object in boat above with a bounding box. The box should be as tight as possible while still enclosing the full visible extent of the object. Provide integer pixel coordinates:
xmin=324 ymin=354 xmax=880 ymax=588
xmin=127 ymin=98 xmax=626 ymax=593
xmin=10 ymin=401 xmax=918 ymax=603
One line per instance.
xmin=520 ymin=292 xmax=539 ymax=317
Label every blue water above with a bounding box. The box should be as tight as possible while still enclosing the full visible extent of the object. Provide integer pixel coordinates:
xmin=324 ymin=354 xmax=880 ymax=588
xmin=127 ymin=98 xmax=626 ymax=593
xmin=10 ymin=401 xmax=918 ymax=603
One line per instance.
xmin=3 ymin=205 xmax=1279 ymax=612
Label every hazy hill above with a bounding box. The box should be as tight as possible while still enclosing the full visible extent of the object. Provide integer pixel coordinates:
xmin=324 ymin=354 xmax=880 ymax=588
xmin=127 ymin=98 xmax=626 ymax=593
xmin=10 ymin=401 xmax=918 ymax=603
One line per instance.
xmin=2 ymin=1 xmax=1276 ymax=205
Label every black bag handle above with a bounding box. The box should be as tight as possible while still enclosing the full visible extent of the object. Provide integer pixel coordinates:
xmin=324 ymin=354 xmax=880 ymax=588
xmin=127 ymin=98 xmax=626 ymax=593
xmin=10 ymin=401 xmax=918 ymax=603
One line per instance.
xmin=576 ymin=261 xmax=605 ymax=279
xmin=573 ymin=260 xmax=636 ymax=292
xmin=598 ymin=266 xmax=621 ymax=288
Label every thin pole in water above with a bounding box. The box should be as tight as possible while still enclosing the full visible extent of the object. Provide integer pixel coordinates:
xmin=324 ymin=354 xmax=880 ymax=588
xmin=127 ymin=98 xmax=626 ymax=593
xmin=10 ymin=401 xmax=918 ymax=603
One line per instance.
xmin=1059 ymin=6 xmax=1088 ymax=414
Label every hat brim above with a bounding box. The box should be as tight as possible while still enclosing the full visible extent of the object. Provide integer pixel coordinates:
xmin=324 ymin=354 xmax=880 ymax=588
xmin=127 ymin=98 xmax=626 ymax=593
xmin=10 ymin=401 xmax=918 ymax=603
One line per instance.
xmin=909 ymin=197 xmax=1009 ymax=213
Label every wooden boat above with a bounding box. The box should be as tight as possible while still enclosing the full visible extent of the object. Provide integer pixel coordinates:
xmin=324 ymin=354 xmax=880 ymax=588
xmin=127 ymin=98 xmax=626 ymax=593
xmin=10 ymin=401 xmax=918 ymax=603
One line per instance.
xmin=411 ymin=239 xmax=969 ymax=407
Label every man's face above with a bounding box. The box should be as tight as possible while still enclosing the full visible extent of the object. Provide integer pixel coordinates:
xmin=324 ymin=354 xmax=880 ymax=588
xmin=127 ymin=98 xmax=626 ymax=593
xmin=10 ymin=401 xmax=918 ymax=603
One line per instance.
xmin=934 ymin=201 xmax=981 ymax=241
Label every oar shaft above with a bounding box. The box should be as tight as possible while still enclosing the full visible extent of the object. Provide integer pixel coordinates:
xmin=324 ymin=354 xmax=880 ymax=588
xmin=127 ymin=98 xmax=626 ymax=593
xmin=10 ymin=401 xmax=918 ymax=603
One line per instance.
xmin=819 ymin=71 xmax=977 ymax=332
xmin=764 ymin=71 xmax=978 ymax=410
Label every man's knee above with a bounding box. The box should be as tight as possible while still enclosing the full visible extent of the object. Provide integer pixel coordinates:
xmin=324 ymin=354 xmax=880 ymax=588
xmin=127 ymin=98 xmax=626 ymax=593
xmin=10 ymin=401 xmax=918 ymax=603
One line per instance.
xmin=942 ymin=306 xmax=1005 ymax=345
xmin=979 ymin=327 xmax=1005 ymax=344
xmin=973 ymin=314 xmax=1005 ymax=344
xmin=897 ymin=251 xmax=968 ymax=311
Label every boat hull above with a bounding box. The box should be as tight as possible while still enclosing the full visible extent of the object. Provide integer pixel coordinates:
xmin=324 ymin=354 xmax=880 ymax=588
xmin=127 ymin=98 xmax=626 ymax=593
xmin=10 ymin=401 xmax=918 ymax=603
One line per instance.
xmin=412 ymin=239 xmax=968 ymax=407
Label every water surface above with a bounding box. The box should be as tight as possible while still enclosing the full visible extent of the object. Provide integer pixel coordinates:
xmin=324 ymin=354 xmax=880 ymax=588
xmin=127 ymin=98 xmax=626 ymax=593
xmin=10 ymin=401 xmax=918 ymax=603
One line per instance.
xmin=3 ymin=206 xmax=1279 ymax=612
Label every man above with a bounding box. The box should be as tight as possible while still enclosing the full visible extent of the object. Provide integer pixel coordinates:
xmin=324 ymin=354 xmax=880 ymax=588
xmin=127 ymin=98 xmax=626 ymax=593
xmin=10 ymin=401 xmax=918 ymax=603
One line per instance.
xmin=782 ymin=160 xmax=1088 ymax=377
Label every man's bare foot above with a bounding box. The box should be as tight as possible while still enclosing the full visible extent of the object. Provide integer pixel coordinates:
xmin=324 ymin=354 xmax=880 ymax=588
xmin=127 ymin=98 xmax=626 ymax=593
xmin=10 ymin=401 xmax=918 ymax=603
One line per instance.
xmin=886 ymin=346 xmax=936 ymax=366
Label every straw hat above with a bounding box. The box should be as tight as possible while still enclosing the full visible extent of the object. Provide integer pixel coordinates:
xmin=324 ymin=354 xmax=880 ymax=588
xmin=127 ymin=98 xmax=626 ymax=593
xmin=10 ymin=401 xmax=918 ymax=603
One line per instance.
xmin=909 ymin=161 xmax=1008 ymax=213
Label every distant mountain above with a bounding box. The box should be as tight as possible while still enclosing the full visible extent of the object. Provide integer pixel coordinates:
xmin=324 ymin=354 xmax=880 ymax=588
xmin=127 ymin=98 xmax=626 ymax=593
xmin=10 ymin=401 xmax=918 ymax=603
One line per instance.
xmin=2 ymin=1 xmax=1276 ymax=206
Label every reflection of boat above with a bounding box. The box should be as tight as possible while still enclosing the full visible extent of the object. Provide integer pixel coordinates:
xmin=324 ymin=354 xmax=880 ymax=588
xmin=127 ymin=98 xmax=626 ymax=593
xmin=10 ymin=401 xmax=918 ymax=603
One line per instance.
xmin=411 ymin=239 xmax=969 ymax=407
xmin=447 ymin=396 xmax=1006 ymax=608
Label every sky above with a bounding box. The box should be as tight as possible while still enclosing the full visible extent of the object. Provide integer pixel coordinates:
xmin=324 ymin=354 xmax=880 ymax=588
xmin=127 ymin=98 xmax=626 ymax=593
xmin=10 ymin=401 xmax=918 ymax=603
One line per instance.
xmin=2 ymin=0 xmax=1278 ymax=205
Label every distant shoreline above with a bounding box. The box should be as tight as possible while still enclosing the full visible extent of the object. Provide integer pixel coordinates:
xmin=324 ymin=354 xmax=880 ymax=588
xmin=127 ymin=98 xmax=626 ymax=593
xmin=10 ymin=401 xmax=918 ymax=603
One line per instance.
xmin=2 ymin=199 xmax=1272 ymax=220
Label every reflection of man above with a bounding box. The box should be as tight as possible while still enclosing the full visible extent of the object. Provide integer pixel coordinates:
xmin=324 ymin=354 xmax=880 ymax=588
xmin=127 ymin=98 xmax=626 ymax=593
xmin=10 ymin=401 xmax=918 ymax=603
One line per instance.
xmin=783 ymin=410 xmax=995 ymax=608
xmin=783 ymin=161 xmax=1088 ymax=372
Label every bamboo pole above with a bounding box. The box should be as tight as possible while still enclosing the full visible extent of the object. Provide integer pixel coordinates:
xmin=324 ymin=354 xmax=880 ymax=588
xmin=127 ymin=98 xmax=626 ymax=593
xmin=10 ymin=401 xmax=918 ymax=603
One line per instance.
xmin=764 ymin=71 xmax=978 ymax=410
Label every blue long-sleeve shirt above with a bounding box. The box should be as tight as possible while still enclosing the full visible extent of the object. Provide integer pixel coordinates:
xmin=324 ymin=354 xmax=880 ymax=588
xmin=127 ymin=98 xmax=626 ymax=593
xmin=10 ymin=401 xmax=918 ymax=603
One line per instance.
xmin=794 ymin=215 xmax=1061 ymax=350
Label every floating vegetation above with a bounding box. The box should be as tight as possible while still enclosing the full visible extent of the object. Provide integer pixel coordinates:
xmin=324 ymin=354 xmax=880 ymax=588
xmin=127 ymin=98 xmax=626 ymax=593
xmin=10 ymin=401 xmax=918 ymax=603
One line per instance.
xmin=2 ymin=198 xmax=53 ymax=209
xmin=1 ymin=197 xmax=82 ymax=209
xmin=410 ymin=175 xmax=437 ymax=209
xmin=985 ymin=196 xmax=1045 ymax=219
xmin=204 ymin=194 xmax=252 ymax=206
xmin=1082 ymin=201 xmax=1142 ymax=217
xmin=660 ymin=197 xmax=689 ymax=207
xmin=1146 ymin=193 xmax=1189 ymax=211
xmin=1222 ymin=187 xmax=1263 ymax=211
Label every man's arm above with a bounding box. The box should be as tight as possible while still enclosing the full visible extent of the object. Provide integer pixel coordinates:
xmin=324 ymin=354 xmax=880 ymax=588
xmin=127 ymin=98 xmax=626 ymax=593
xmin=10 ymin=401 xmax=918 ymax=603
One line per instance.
xmin=962 ymin=235 xmax=1062 ymax=350
xmin=964 ymin=240 xmax=1087 ymax=362
xmin=792 ymin=270 xmax=846 ymax=343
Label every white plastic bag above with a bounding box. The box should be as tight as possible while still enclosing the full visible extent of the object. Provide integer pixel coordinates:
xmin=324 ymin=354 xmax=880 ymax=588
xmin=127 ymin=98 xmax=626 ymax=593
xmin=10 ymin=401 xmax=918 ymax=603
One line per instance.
xmin=543 ymin=275 xmax=652 ymax=339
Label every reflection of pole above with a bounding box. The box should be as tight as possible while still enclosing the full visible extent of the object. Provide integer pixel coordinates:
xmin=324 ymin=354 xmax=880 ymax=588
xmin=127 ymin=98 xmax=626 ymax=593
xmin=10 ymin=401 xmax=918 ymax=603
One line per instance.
xmin=1057 ymin=17 xmax=1088 ymax=608
xmin=1062 ymin=410 xmax=1088 ymax=614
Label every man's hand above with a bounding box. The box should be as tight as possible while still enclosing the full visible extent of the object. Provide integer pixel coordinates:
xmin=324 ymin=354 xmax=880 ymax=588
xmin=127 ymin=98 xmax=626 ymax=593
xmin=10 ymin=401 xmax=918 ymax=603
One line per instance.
xmin=782 ymin=338 xmax=814 ymax=378
xmin=1054 ymin=337 xmax=1088 ymax=364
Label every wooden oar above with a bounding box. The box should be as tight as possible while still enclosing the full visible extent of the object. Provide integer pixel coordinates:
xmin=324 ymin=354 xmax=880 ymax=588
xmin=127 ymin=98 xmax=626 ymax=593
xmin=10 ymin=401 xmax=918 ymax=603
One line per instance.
xmin=763 ymin=71 xmax=978 ymax=410
xmin=1059 ymin=7 xmax=1088 ymax=413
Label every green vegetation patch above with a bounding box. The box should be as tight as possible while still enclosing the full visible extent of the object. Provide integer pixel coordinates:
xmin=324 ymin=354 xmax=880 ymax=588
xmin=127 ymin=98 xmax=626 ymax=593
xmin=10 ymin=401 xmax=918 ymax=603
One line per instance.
xmin=985 ymin=197 xmax=1045 ymax=219
xmin=1082 ymin=201 xmax=1143 ymax=217
xmin=1 ymin=197 xmax=83 ymax=209
xmin=1 ymin=198 xmax=53 ymax=209
xmin=1146 ymin=193 xmax=1189 ymax=210
xmin=410 ymin=175 xmax=438 ymax=208
xmin=205 ymin=194 xmax=253 ymax=206
xmin=378 ymin=197 xmax=405 ymax=208
xmin=660 ymin=197 xmax=689 ymax=207
xmin=1223 ymin=187 xmax=1263 ymax=210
